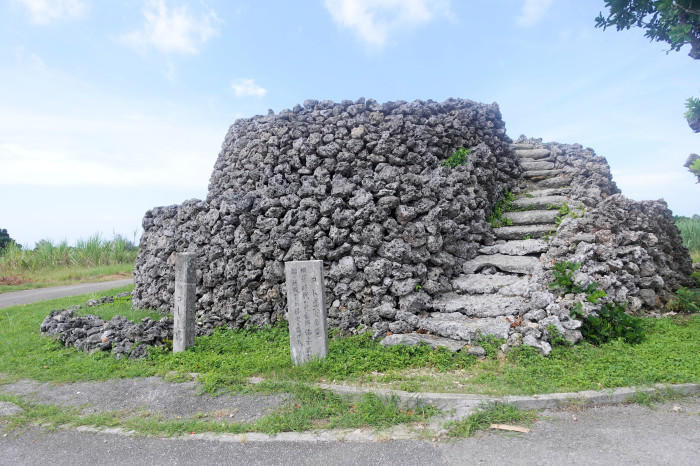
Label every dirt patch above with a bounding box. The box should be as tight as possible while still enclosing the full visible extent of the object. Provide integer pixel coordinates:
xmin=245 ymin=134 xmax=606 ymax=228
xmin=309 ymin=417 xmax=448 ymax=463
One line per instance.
xmin=0 ymin=275 xmax=29 ymax=286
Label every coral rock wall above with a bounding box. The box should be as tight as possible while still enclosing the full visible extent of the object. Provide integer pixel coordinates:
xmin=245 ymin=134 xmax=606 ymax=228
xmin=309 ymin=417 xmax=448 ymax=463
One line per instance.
xmin=133 ymin=98 xmax=520 ymax=333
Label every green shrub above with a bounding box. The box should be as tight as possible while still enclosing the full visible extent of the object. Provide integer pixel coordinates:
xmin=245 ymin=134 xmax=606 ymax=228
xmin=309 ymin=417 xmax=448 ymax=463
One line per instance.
xmin=665 ymin=287 xmax=700 ymax=314
xmin=571 ymin=302 xmax=645 ymax=345
xmin=441 ymin=147 xmax=470 ymax=168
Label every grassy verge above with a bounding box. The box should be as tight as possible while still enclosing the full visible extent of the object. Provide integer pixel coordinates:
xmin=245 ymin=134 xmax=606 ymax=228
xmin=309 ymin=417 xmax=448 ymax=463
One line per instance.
xmin=0 ymin=234 xmax=137 ymax=293
xmin=0 ymin=263 xmax=133 ymax=293
xmin=1 ymin=287 xmax=698 ymax=396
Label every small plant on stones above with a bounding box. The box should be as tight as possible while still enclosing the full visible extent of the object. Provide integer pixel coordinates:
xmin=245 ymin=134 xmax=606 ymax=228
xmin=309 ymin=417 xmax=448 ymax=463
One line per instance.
xmin=441 ymin=147 xmax=470 ymax=168
xmin=545 ymin=324 xmax=571 ymax=347
xmin=550 ymin=261 xmax=644 ymax=345
xmin=570 ymin=302 xmax=644 ymax=345
xmin=664 ymin=287 xmax=700 ymax=314
xmin=488 ymin=190 xmax=515 ymax=228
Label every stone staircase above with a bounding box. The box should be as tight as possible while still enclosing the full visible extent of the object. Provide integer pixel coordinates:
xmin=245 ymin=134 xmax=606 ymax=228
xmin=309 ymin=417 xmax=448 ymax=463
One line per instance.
xmin=409 ymin=143 xmax=576 ymax=346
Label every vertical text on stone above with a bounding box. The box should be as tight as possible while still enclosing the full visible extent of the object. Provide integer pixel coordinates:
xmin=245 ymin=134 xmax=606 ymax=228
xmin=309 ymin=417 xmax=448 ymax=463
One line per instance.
xmin=285 ymin=260 xmax=328 ymax=365
xmin=173 ymin=252 xmax=197 ymax=353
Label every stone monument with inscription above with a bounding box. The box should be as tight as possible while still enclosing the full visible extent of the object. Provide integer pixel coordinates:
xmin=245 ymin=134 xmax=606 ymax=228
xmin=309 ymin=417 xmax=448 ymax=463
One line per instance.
xmin=284 ymin=260 xmax=328 ymax=365
xmin=173 ymin=252 xmax=196 ymax=353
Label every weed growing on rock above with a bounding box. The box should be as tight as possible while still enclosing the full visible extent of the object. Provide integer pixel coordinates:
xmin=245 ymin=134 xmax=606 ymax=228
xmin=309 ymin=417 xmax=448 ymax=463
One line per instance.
xmin=571 ymin=302 xmax=644 ymax=345
xmin=441 ymin=147 xmax=470 ymax=168
xmin=550 ymin=261 xmax=644 ymax=345
xmin=488 ymin=190 xmax=515 ymax=228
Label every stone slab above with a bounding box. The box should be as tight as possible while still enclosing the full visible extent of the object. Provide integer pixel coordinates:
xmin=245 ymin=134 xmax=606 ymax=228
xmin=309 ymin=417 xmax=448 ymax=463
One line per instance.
xmin=521 ymin=160 xmax=555 ymax=171
xmin=380 ymin=333 xmax=466 ymax=352
xmin=417 ymin=313 xmax=512 ymax=341
xmin=526 ymin=187 xmax=571 ymax=198
xmin=515 ymin=148 xmax=550 ymax=159
xmin=451 ymin=274 xmax=525 ymax=294
xmin=463 ymin=253 xmax=541 ymax=274
xmin=173 ymin=252 xmax=197 ymax=353
xmin=523 ymin=169 xmax=562 ymax=179
xmin=479 ymin=239 xmax=549 ymax=256
xmin=494 ymin=224 xmax=554 ymax=240
xmin=510 ymin=143 xmax=534 ymax=150
xmin=285 ymin=260 xmax=328 ymax=365
xmin=512 ymin=195 xmax=568 ymax=209
xmin=432 ymin=293 xmax=526 ymax=317
xmin=531 ymin=175 xmax=572 ymax=189
xmin=504 ymin=210 xmax=559 ymax=225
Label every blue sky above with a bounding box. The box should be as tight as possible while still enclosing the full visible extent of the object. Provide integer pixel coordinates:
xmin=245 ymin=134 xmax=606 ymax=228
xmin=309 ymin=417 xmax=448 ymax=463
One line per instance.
xmin=0 ymin=0 xmax=698 ymax=247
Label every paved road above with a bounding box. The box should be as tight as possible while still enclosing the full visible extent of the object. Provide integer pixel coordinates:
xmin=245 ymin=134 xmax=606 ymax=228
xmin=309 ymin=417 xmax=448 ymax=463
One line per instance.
xmin=1 ymin=399 xmax=698 ymax=465
xmin=0 ymin=279 xmax=133 ymax=309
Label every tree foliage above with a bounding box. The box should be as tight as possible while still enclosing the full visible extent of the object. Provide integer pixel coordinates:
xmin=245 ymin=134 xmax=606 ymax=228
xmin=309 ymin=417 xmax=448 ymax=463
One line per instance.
xmin=595 ymin=1 xmax=700 ymax=59
xmin=0 ymin=229 xmax=19 ymax=252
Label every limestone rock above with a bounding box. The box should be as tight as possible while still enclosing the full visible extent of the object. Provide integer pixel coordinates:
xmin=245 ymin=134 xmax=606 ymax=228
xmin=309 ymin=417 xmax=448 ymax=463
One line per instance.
xmin=479 ymin=239 xmax=548 ymax=256
xmin=380 ymin=333 xmax=466 ymax=352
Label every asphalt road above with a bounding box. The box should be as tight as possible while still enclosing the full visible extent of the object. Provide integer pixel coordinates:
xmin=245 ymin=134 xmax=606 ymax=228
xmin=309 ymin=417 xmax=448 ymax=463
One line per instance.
xmin=0 ymin=279 xmax=133 ymax=309
xmin=1 ymin=399 xmax=698 ymax=465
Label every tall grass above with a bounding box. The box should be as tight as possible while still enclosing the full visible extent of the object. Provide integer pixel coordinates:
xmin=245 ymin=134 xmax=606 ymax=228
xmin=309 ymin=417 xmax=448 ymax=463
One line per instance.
xmin=0 ymin=234 xmax=138 ymax=273
xmin=676 ymin=216 xmax=700 ymax=262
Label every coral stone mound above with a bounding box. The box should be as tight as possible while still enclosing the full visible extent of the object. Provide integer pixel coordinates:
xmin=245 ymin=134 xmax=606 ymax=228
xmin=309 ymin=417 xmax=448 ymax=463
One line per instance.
xmin=133 ymin=98 xmax=520 ymax=333
xmin=132 ymin=99 xmax=694 ymax=352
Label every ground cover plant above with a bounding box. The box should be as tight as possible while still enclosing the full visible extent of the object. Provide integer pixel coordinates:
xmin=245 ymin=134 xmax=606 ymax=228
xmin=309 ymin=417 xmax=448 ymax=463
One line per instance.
xmin=0 ymin=234 xmax=137 ymax=293
xmin=1 ymin=287 xmax=698 ymax=399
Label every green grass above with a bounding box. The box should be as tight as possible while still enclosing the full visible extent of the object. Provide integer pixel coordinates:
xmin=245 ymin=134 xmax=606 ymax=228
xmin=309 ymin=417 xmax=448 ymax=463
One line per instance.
xmin=675 ymin=216 xmax=700 ymax=263
xmin=0 ymin=234 xmax=137 ymax=293
xmin=446 ymin=403 xmax=537 ymax=437
xmin=1 ymin=287 xmax=699 ymax=398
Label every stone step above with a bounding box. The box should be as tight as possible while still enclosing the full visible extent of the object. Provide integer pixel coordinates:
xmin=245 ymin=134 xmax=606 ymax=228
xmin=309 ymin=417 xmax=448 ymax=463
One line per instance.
xmin=417 ymin=313 xmax=511 ymax=342
xmin=462 ymin=253 xmax=541 ymax=274
xmin=525 ymin=187 xmax=571 ymax=198
xmin=531 ymin=176 xmax=572 ymax=189
xmin=493 ymin=224 xmax=554 ymax=240
xmin=515 ymin=149 xmax=550 ymax=159
xmin=512 ymin=195 xmax=568 ymax=209
xmin=523 ymin=169 xmax=563 ymax=179
xmin=431 ymin=293 xmax=527 ymax=318
xmin=510 ymin=143 xmax=535 ymax=150
xmin=521 ymin=160 xmax=555 ymax=171
xmin=451 ymin=274 xmax=529 ymax=295
xmin=503 ymin=209 xmax=559 ymax=225
xmin=479 ymin=239 xmax=549 ymax=256
xmin=380 ymin=333 xmax=465 ymax=352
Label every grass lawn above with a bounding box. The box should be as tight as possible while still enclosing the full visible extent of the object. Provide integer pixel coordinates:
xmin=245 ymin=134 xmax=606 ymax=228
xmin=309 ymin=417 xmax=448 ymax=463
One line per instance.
xmin=1 ymin=285 xmax=698 ymax=437
xmin=1 ymin=286 xmax=698 ymax=396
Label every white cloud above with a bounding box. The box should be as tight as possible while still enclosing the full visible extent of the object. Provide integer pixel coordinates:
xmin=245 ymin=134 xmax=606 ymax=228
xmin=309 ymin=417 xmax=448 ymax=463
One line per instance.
xmin=324 ymin=0 xmax=452 ymax=47
xmin=16 ymin=0 xmax=86 ymax=24
xmin=516 ymin=0 xmax=552 ymax=27
xmin=121 ymin=0 xmax=219 ymax=54
xmin=231 ymin=78 xmax=267 ymax=97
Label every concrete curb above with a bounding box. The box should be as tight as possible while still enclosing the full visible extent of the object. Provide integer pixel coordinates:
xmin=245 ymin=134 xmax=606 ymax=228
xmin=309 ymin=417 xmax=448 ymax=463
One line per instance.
xmin=317 ymin=382 xmax=700 ymax=418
